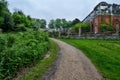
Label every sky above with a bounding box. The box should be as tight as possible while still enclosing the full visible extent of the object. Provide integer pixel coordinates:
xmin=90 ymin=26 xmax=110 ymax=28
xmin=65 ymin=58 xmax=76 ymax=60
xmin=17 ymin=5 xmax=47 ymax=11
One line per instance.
xmin=7 ymin=0 xmax=120 ymax=22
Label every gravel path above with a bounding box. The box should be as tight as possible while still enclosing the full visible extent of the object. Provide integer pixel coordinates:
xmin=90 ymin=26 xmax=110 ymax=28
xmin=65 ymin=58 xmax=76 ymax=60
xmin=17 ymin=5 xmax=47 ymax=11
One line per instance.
xmin=50 ymin=38 xmax=103 ymax=80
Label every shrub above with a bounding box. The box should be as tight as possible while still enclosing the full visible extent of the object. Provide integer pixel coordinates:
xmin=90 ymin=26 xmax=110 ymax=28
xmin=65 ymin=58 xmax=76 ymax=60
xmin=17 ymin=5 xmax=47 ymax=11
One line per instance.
xmin=15 ymin=24 xmax=27 ymax=31
xmin=73 ymin=22 xmax=90 ymax=33
xmin=0 ymin=37 xmax=6 ymax=52
xmin=0 ymin=30 xmax=50 ymax=79
xmin=100 ymin=23 xmax=114 ymax=32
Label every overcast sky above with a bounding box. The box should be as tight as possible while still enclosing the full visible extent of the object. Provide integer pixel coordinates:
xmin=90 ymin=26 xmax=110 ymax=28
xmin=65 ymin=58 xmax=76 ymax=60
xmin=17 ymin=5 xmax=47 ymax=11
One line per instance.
xmin=7 ymin=0 xmax=120 ymax=22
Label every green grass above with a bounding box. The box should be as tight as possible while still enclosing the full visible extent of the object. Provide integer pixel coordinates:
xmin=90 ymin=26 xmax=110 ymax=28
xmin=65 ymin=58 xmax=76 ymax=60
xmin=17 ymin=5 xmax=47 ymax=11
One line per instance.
xmin=21 ymin=40 xmax=58 ymax=80
xmin=60 ymin=39 xmax=120 ymax=80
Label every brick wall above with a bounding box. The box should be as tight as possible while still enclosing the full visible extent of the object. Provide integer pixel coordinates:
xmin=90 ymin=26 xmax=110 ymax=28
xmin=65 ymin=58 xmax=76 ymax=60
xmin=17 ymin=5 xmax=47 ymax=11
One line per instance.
xmin=90 ymin=15 xmax=120 ymax=33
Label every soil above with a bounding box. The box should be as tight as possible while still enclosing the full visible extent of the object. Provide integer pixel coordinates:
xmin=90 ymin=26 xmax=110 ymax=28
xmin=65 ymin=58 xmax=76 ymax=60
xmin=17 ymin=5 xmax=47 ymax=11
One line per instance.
xmin=49 ymin=38 xmax=103 ymax=80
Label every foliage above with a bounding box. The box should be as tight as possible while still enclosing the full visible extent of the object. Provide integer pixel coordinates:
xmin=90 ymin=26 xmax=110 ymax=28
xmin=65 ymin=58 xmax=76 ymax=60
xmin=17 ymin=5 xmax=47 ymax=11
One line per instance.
xmin=1 ymin=13 xmax=14 ymax=32
xmin=100 ymin=14 xmax=114 ymax=32
xmin=100 ymin=23 xmax=114 ymax=32
xmin=0 ymin=0 xmax=46 ymax=32
xmin=48 ymin=19 xmax=55 ymax=29
xmin=12 ymin=10 xmax=34 ymax=31
xmin=61 ymin=19 xmax=72 ymax=28
xmin=0 ymin=30 xmax=50 ymax=80
xmin=61 ymin=39 xmax=120 ymax=80
xmin=71 ymin=18 xmax=80 ymax=26
xmin=0 ymin=0 xmax=14 ymax=32
xmin=15 ymin=24 xmax=27 ymax=31
xmin=48 ymin=18 xmax=72 ymax=37
xmin=33 ymin=19 xmax=47 ymax=29
xmin=0 ymin=0 xmax=50 ymax=79
xmin=22 ymin=40 xmax=58 ymax=80
xmin=0 ymin=0 xmax=9 ymax=16
xmin=73 ymin=22 xmax=90 ymax=33
xmin=40 ymin=19 xmax=46 ymax=29
xmin=55 ymin=18 xmax=61 ymax=29
xmin=48 ymin=18 xmax=72 ymax=29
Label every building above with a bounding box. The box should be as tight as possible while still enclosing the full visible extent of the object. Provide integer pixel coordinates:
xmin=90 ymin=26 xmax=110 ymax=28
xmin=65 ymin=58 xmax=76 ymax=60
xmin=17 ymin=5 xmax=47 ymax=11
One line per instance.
xmin=83 ymin=2 xmax=120 ymax=34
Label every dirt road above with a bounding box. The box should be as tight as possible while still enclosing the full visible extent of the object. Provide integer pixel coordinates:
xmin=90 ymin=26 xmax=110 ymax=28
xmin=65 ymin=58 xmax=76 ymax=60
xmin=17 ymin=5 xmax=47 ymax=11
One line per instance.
xmin=50 ymin=38 xmax=103 ymax=80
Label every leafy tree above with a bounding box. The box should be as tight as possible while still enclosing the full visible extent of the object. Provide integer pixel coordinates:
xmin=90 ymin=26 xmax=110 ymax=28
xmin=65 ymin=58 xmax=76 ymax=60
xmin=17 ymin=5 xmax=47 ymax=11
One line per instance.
xmin=0 ymin=0 xmax=9 ymax=16
xmin=66 ymin=20 xmax=72 ymax=28
xmin=0 ymin=0 xmax=14 ymax=32
xmin=73 ymin=22 xmax=90 ymax=33
xmin=33 ymin=19 xmax=46 ymax=29
xmin=61 ymin=19 xmax=68 ymax=28
xmin=12 ymin=12 xmax=22 ymax=25
xmin=72 ymin=18 xmax=80 ymax=26
xmin=12 ymin=10 xmax=34 ymax=31
xmin=1 ymin=13 xmax=14 ymax=32
xmin=55 ymin=18 xmax=62 ymax=29
xmin=48 ymin=19 xmax=55 ymax=29
xmin=40 ymin=19 xmax=46 ymax=29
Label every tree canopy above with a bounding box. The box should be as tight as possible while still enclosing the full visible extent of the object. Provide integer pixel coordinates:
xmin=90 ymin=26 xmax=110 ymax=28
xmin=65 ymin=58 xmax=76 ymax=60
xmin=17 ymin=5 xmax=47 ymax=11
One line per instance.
xmin=0 ymin=0 xmax=47 ymax=32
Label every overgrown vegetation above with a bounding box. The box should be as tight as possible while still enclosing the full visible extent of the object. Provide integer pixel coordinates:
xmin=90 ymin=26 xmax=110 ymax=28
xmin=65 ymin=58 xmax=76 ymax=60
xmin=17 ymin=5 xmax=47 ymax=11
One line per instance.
xmin=60 ymin=39 xmax=120 ymax=80
xmin=100 ymin=23 xmax=114 ymax=32
xmin=0 ymin=0 xmax=50 ymax=79
xmin=21 ymin=40 xmax=58 ymax=80
xmin=0 ymin=0 xmax=46 ymax=32
xmin=100 ymin=14 xmax=114 ymax=32
xmin=72 ymin=22 xmax=90 ymax=33
xmin=0 ymin=30 xmax=49 ymax=79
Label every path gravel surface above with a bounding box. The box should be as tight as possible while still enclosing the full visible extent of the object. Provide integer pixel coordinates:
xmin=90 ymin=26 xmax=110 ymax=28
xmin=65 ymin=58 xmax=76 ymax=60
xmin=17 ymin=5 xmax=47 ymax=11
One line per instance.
xmin=50 ymin=38 xmax=103 ymax=80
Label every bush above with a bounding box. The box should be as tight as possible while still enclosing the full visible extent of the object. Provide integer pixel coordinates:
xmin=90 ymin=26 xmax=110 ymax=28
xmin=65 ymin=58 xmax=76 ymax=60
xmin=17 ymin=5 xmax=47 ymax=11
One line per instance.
xmin=100 ymin=23 xmax=114 ymax=32
xmin=73 ymin=22 xmax=90 ymax=33
xmin=0 ymin=37 xmax=6 ymax=52
xmin=15 ymin=24 xmax=27 ymax=31
xmin=7 ymin=36 xmax=15 ymax=47
xmin=0 ymin=30 xmax=50 ymax=79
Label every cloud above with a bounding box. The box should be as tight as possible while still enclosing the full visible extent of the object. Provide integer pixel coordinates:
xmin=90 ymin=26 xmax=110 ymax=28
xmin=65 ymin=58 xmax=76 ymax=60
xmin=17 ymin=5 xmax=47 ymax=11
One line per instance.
xmin=7 ymin=0 xmax=120 ymax=22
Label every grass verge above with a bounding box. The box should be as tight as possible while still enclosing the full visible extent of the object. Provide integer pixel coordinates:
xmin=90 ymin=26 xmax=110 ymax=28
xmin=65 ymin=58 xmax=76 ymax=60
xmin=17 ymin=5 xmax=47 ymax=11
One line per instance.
xmin=21 ymin=40 xmax=58 ymax=80
xmin=60 ymin=39 xmax=120 ymax=80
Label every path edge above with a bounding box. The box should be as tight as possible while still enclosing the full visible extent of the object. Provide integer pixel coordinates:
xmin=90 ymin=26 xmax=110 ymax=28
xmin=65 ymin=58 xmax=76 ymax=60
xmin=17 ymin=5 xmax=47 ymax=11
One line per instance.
xmin=40 ymin=39 xmax=62 ymax=80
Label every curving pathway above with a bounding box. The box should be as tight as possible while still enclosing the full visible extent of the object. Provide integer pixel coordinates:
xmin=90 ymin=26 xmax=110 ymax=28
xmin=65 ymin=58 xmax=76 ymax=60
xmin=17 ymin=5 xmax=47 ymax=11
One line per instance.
xmin=50 ymin=38 xmax=103 ymax=80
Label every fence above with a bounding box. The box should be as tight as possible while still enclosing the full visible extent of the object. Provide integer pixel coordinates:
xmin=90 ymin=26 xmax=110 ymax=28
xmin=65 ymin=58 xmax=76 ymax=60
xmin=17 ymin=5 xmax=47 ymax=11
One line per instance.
xmin=61 ymin=33 xmax=120 ymax=40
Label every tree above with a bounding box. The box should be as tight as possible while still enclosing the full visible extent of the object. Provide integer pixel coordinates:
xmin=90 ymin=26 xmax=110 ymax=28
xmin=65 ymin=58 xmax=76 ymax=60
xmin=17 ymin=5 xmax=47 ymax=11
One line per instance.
xmin=12 ymin=10 xmax=34 ymax=31
xmin=40 ymin=19 xmax=46 ymax=29
xmin=12 ymin=11 xmax=27 ymax=31
xmin=73 ymin=22 xmax=90 ymax=33
xmin=12 ymin=12 xmax=22 ymax=25
xmin=0 ymin=0 xmax=14 ymax=32
xmin=0 ymin=0 xmax=9 ymax=27
xmin=72 ymin=18 xmax=80 ymax=26
xmin=0 ymin=0 xmax=9 ymax=16
xmin=55 ymin=18 xmax=62 ymax=29
xmin=66 ymin=20 xmax=72 ymax=28
xmin=61 ymin=19 xmax=68 ymax=28
xmin=1 ymin=13 xmax=14 ymax=32
xmin=48 ymin=19 xmax=55 ymax=29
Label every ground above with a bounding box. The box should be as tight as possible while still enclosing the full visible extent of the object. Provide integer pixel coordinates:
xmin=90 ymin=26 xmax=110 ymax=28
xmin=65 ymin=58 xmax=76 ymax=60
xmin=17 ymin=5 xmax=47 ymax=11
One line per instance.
xmin=49 ymin=38 xmax=103 ymax=80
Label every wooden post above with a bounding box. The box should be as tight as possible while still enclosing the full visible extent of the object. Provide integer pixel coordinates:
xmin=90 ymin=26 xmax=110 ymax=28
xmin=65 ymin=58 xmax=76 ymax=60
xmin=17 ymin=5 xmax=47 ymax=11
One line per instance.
xmin=78 ymin=27 xmax=82 ymax=36
xmin=58 ymin=29 xmax=61 ymax=37
xmin=67 ymin=28 xmax=71 ymax=37
xmin=116 ymin=24 xmax=120 ymax=34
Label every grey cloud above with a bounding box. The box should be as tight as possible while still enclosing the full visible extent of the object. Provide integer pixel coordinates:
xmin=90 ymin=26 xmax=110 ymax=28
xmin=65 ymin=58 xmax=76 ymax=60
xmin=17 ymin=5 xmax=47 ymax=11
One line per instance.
xmin=7 ymin=0 xmax=120 ymax=22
